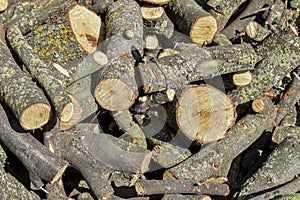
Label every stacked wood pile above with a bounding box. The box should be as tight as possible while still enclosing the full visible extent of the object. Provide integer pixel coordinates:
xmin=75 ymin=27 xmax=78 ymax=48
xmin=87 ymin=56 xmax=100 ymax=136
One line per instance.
xmin=0 ymin=0 xmax=299 ymax=199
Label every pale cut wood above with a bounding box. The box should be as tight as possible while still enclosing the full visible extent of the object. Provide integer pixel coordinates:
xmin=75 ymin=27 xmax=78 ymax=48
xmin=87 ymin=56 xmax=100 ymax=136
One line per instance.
xmin=20 ymin=103 xmax=52 ymax=130
xmin=68 ymin=4 xmax=101 ymax=53
xmin=0 ymin=0 xmax=8 ymax=12
xmin=94 ymin=77 xmax=138 ymax=111
xmin=144 ymin=35 xmax=159 ymax=50
xmin=246 ymin=21 xmax=259 ymax=39
xmin=176 ymin=85 xmax=236 ymax=143
xmin=141 ymin=6 xmax=164 ymax=21
xmin=141 ymin=0 xmax=171 ymax=5
xmin=232 ymin=71 xmax=252 ymax=86
xmin=252 ymin=98 xmax=265 ymax=113
xmin=157 ymin=48 xmax=179 ymax=58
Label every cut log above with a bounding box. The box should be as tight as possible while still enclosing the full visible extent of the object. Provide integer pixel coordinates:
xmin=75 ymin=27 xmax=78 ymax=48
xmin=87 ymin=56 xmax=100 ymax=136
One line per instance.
xmin=7 ymin=25 xmax=74 ymax=123
xmin=0 ymin=22 xmax=51 ymax=130
xmin=144 ymin=35 xmax=159 ymax=50
xmin=221 ymin=0 xmax=273 ymax=39
xmin=0 ymin=0 xmax=8 ymax=12
xmin=207 ymin=0 xmax=247 ymax=31
xmin=232 ymin=71 xmax=252 ymax=86
xmin=135 ymin=179 xmax=230 ymax=196
xmin=95 ymin=0 xmax=143 ymax=111
xmin=229 ymin=34 xmax=300 ymax=106
xmin=252 ymin=98 xmax=266 ymax=113
xmin=164 ymin=97 xmax=276 ymax=182
xmin=166 ymin=0 xmax=217 ymax=45
xmin=68 ymin=4 xmax=101 ymax=53
xmin=141 ymin=6 xmax=164 ymax=21
xmin=138 ymin=43 xmax=259 ymax=93
xmin=0 ymin=104 xmax=68 ymax=187
xmin=176 ymin=85 xmax=236 ymax=143
xmin=142 ymin=6 xmax=174 ymax=39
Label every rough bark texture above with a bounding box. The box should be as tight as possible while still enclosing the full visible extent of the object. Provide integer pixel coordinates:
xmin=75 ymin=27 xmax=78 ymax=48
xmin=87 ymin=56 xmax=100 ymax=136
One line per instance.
xmin=272 ymin=126 xmax=300 ymax=144
xmin=166 ymin=0 xmax=217 ymax=45
xmin=229 ymin=34 xmax=300 ymax=106
xmin=7 ymin=25 xmax=74 ymax=122
xmin=164 ymin=98 xmax=276 ymax=182
xmin=0 ymin=144 xmax=40 ymax=200
xmin=207 ymin=0 xmax=248 ymax=31
xmin=135 ymin=179 xmax=230 ymax=196
xmin=138 ymin=43 xmax=259 ymax=93
xmin=0 ymin=104 xmax=68 ymax=188
xmin=238 ymin=137 xmax=300 ymax=199
xmin=94 ymin=0 xmax=143 ymax=111
xmin=0 ymin=23 xmax=51 ymax=130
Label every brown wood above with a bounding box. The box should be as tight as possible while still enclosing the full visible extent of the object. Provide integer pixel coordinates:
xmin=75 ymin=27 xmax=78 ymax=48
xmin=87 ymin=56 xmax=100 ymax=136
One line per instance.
xmin=176 ymin=85 xmax=236 ymax=143
xmin=252 ymin=98 xmax=266 ymax=113
xmin=68 ymin=4 xmax=101 ymax=53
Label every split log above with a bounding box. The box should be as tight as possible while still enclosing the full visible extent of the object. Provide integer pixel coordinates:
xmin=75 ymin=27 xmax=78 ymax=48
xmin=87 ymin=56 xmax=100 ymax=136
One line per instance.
xmin=228 ymin=34 xmax=300 ymax=106
xmin=7 ymin=25 xmax=74 ymax=123
xmin=141 ymin=5 xmax=174 ymax=39
xmin=138 ymin=43 xmax=259 ymax=93
xmin=238 ymin=137 xmax=300 ymax=199
xmin=232 ymin=71 xmax=252 ymax=86
xmin=176 ymin=85 xmax=236 ymax=143
xmin=0 ymin=22 xmax=51 ymax=130
xmin=0 ymin=143 xmax=40 ymax=200
xmin=272 ymin=126 xmax=300 ymax=144
xmin=0 ymin=104 xmax=68 ymax=189
xmin=94 ymin=0 xmax=143 ymax=111
xmin=68 ymin=4 xmax=101 ymax=53
xmin=164 ymin=97 xmax=276 ymax=182
xmin=166 ymin=0 xmax=217 ymax=45
xmin=221 ymin=0 xmax=274 ymax=39
xmin=207 ymin=0 xmax=248 ymax=31
xmin=135 ymin=179 xmax=230 ymax=196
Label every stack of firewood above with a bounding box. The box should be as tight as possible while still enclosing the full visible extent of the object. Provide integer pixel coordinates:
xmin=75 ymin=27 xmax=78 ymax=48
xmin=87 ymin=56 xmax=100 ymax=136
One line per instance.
xmin=0 ymin=0 xmax=299 ymax=199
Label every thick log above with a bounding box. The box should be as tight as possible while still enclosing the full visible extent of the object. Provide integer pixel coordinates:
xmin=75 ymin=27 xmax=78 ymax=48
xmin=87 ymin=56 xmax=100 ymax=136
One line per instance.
xmin=68 ymin=4 xmax=101 ymax=53
xmin=142 ymin=6 xmax=174 ymax=39
xmin=176 ymin=85 xmax=236 ymax=143
xmin=50 ymin=128 xmax=115 ymax=199
xmin=83 ymin=132 xmax=152 ymax=173
xmin=0 ymin=144 xmax=40 ymax=199
xmin=207 ymin=0 xmax=248 ymax=31
xmin=166 ymin=0 xmax=217 ymax=45
xmin=221 ymin=0 xmax=274 ymax=39
xmin=94 ymin=0 xmax=143 ymax=111
xmin=228 ymin=34 xmax=300 ymax=106
xmin=231 ymin=71 xmax=252 ymax=86
xmin=238 ymin=137 xmax=300 ymax=199
xmin=7 ymin=25 xmax=74 ymax=123
xmin=138 ymin=43 xmax=259 ymax=93
xmin=164 ymin=98 xmax=276 ymax=182
xmin=272 ymin=126 xmax=300 ymax=144
xmin=0 ymin=104 xmax=68 ymax=188
xmin=0 ymin=23 xmax=51 ymax=130
xmin=275 ymin=68 xmax=300 ymax=125
xmin=135 ymin=179 xmax=230 ymax=196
